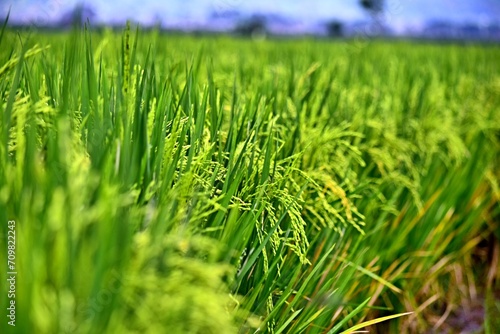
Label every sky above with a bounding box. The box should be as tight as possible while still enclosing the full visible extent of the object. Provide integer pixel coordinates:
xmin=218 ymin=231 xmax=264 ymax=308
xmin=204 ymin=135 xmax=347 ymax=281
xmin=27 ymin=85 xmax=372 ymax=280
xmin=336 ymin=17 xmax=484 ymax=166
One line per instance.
xmin=2 ymin=0 xmax=500 ymax=33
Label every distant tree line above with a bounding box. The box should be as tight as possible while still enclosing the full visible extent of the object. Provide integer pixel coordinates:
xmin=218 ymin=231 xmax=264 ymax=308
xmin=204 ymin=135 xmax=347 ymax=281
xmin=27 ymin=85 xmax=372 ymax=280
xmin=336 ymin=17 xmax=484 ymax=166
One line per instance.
xmin=326 ymin=0 xmax=385 ymax=37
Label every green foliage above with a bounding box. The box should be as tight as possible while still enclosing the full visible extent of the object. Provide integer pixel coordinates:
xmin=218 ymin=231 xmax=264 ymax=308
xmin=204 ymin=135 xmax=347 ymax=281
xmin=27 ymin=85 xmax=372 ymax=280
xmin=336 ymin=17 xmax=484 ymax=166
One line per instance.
xmin=0 ymin=26 xmax=499 ymax=333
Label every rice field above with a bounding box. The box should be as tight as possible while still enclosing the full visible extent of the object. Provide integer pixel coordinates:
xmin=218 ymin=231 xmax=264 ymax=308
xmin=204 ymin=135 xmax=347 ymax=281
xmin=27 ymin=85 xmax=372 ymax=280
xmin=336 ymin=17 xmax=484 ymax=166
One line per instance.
xmin=0 ymin=23 xmax=499 ymax=333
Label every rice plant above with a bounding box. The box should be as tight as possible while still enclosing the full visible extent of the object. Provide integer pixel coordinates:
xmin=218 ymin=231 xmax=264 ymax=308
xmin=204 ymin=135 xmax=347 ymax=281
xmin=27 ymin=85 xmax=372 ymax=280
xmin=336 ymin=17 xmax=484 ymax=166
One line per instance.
xmin=0 ymin=23 xmax=499 ymax=333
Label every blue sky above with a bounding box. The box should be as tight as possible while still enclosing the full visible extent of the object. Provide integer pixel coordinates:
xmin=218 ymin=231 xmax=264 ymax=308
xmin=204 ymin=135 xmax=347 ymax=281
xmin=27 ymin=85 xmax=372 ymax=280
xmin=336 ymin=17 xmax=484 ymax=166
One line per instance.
xmin=2 ymin=0 xmax=500 ymax=31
